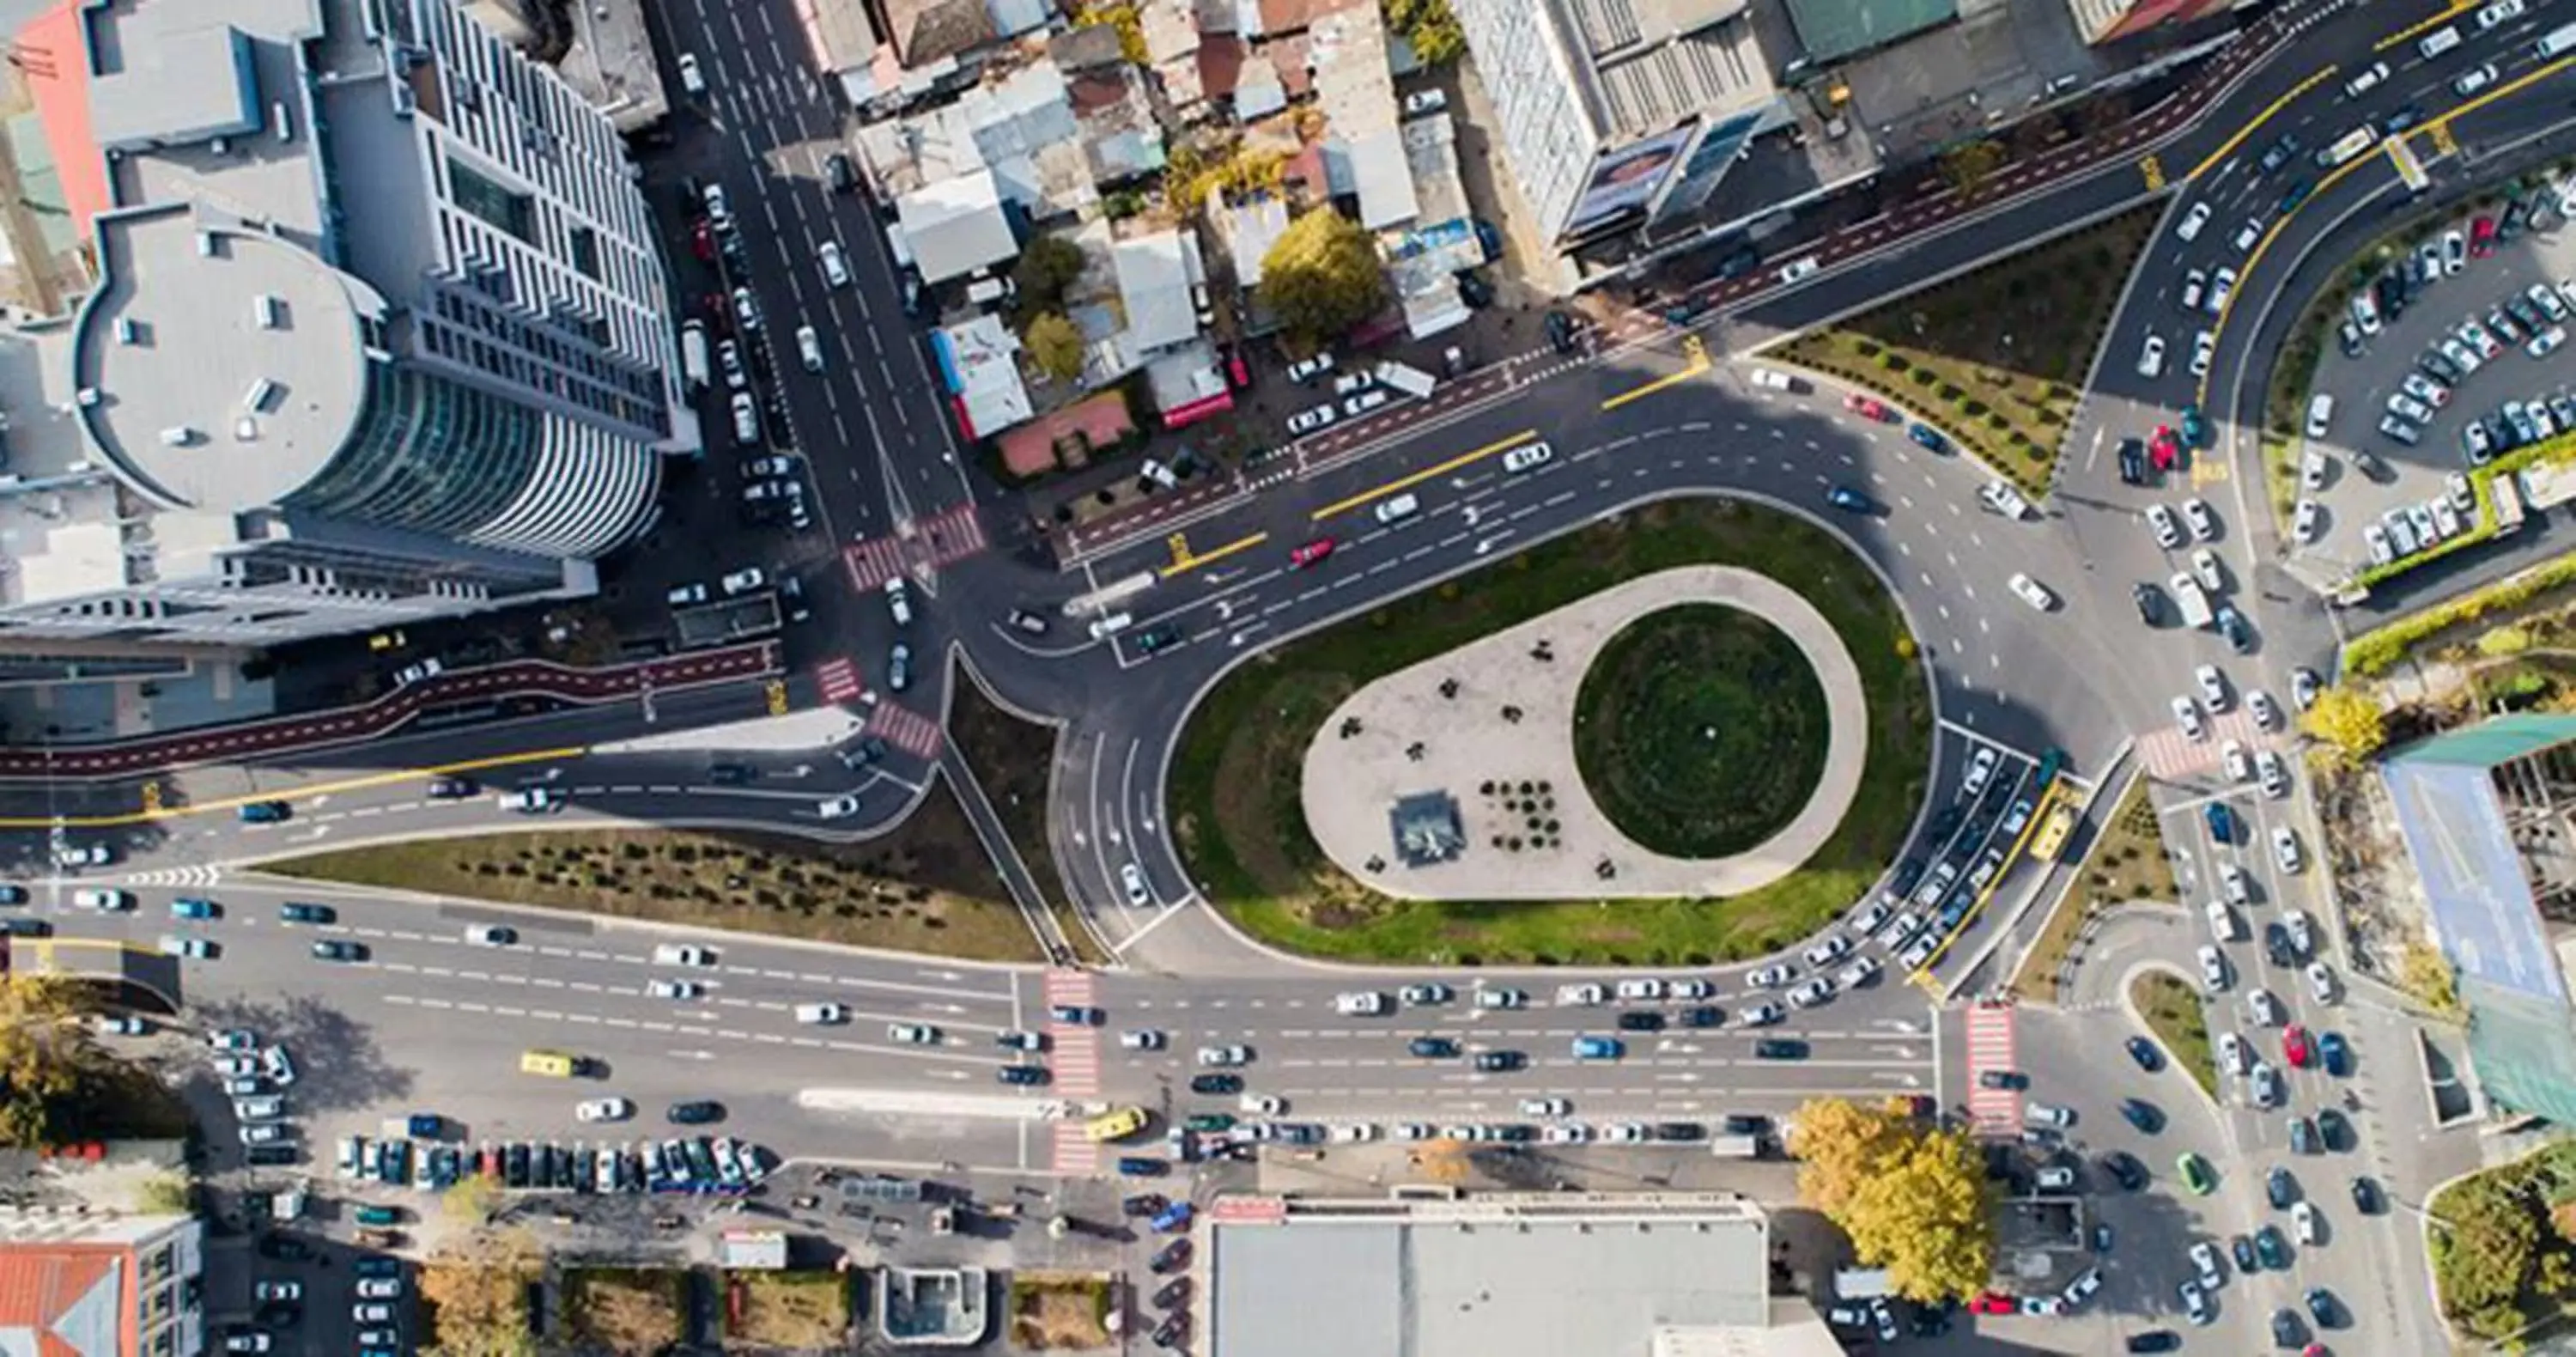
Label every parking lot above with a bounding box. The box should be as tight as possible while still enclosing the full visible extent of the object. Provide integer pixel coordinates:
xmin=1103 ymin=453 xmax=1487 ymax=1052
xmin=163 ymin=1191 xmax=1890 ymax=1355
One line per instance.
xmin=2287 ymin=174 xmax=2576 ymax=581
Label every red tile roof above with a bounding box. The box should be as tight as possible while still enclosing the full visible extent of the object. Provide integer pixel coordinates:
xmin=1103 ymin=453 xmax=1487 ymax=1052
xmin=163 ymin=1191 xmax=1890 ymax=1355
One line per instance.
xmin=0 ymin=1245 xmax=125 ymax=1357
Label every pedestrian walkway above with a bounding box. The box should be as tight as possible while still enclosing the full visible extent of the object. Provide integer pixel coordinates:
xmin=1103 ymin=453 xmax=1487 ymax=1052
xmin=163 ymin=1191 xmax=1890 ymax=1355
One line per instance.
xmin=865 ymin=700 xmax=942 ymax=758
xmin=843 ymin=502 xmax=989 ymax=590
xmin=816 ymin=658 xmax=866 ymax=705
xmin=842 ymin=537 xmax=908 ymax=591
xmin=1963 ymin=1001 xmax=2020 ymax=1135
xmin=915 ymin=501 xmax=987 ymax=564
xmin=1043 ymin=968 xmax=1100 ymax=1094
xmin=2135 ymin=709 xmax=2264 ymax=782
xmin=1049 ymin=1122 xmax=1099 ymax=1176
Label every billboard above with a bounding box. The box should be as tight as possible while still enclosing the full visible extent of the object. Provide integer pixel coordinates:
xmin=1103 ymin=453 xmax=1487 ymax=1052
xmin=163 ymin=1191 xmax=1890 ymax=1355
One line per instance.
xmin=2385 ymin=759 xmax=2568 ymax=1006
xmin=1562 ymin=125 xmax=1696 ymax=238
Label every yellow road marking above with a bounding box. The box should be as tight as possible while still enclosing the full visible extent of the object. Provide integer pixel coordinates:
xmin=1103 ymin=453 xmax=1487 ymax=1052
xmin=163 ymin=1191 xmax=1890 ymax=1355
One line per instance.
xmin=1158 ymin=531 xmax=1267 ymax=578
xmin=0 ymin=745 xmax=587 ymax=830
xmin=2426 ymin=53 xmax=2576 ymax=134
xmin=2428 ymin=119 xmax=2460 ymax=158
xmin=1309 ymin=429 xmax=1542 ymax=521
xmin=2191 ymin=452 xmax=2233 ymax=486
xmin=1166 ymin=532 xmax=1194 ymax=570
xmin=2187 ymin=66 xmax=2338 ymax=184
xmin=1913 ymin=781 xmax=2067 ymax=980
xmin=1599 ymin=334 xmax=1710 ymax=411
xmin=2196 ymin=125 xmax=2395 ymax=405
xmin=2375 ymin=0 xmax=2477 ymax=52
xmin=2141 ymin=155 xmax=2166 ymax=192
xmin=764 ymin=679 xmax=789 ymax=716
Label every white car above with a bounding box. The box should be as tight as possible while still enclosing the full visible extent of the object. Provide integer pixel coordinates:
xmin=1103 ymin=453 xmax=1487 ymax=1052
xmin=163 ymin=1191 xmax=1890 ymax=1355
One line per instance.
xmin=2257 ymin=750 xmax=2287 ymax=798
xmin=2181 ymin=1281 xmax=2211 ymax=1325
xmin=1119 ymin=863 xmax=1150 ymax=906
xmin=1328 ymin=1123 xmax=1379 ymax=1143
xmin=72 ymin=888 xmax=131 ymax=910
xmin=2208 ymin=267 xmax=2238 ymax=313
xmin=1521 ymin=1098 xmax=1571 ymax=1117
xmin=576 ymin=1098 xmax=633 ymax=1123
xmin=795 ymin=325 xmax=824 ymax=373
xmin=1197 ymin=1045 xmax=1251 ymax=1066
xmin=2221 ymin=862 xmax=2250 ymax=905
xmin=2221 ymin=739 xmax=2250 ymax=782
xmin=888 ymin=1023 xmax=940 ymax=1044
xmin=1787 ymin=977 xmax=1835 ymax=1008
xmin=2232 ymin=216 xmax=2263 ymax=253
xmin=1601 ymin=1123 xmax=1649 ymax=1144
xmin=2023 ymin=1102 xmax=2074 ymax=1129
xmin=1613 ymin=978 xmax=1665 ymax=1001
xmin=1802 ymin=934 xmax=1851 ymax=967
xmin=2063 ymin=1267 xmax=2103 ymax=1308
xmin=2252 ymin=1061 xmax=2282 ymax=1107
xmin=1557 ymin=983 xmax=1604 ymax=1006
xmin=1747 ymin=367 xmax=1797 ymax=392
xmin=1850 ymin=898 xmax=1893 ymax=935
xmin=653 ymin=944 xmax=716 ymax=967
xmin=2293 ymin=1200 xmax=2319 ymax=1244
xmin=1392 ymin=1123 xmax=1433 ymax=1141
xmin=1740 ymin=1001 xmax=1787 ymax=1026
xmin=1475 ymin=987 xmax=1528 ymax=1009
xmin=2181 ymin=497 xmax=2216 ymax=540
xmin=1668 ymin=979 xmax=1711 ymax=1000
xmin=2189 ymin=329 xmax=2216 ymax=378
xmin=464 ymin=923 xmax=516 ymax=946
xmin=1334 ymin=991 xmax=1387 ymax=1016
xmin=1838 ymin=956 xmax=1881 ymax=989
xmin=2248 ymin=689 xmax=2281 ymax=729
xmin=2206 ymin=899 xmax=2240 ymax=940
xmin=2306 ymin=961 xmax=2338 ymax=1004
xmin=1401 ymin=88 xmax=1449 ymax=114
xmin=1342 ymin=388 xmax=1389 ymax=417
xmin=1961 ymin=746 xmax=1999 ymax=798
xmin=817 ymin=795 xmax=861 ymax=818
xmin=647 ymin=978 xmax=702 ymax=1001
xmin=2179 ymin=269 xmax=2207 ymax=309
xmin=2293 ymin=668 xmax=2322 ymax=710
xmin=2147 ymin=503 xmax=2182 ymax=548
xmin=2190 ymin=1241 xmax=2223 ymax=1289
xmin=1120 ymin=1030 xmax=1166 ymax=1050
xmin=1747 ymin=964 xmax=1795 ymax=989
xmin=2198 ymin=944 xmax=2229 ymax=993
xmin=2176 ymin=202 xmax=2212 ymax=241
xmin=2272 ymin=825 xmax=2305 ymax=873
xmin=2190 ymin=547 xmax=2224 ymax=593
xmin=2293 ymin=498 xmax=2323 ymax=543
xmin=2283 ymin=909 xmax=2314 ymax=956
xmin=159 ymin=935 xmax=212 ymax=959
xmin=1241 ymin=1093 xmax=1286 ymax=1115
xmin=2172 ymin=696 xmax=2204 ymax=740
xmin=2216 ymin=1031 xmax=2245 ymax=1074
xmin=1286 ymin=352 xmax=1335 ymax=383
xmin=1898 ymin=934 xmax=1939 ymax=971
xmin=819 ymin=241 xmax=850 ymax=288
xmin=720 ymin=567 xmax=766 ymax=597
xmin=2249 ymin=987 xmax=2282 ymax=1027
xmin=1540 ymin=1123 xmax=1593 ymax=1144
xmin=2008 ymin=573 xmax=2057 ymax=611
xmin=1501 ymin=441 xmax=1555 ymax=474
xmin=795 ymin=1002 xmax=848 ymax=1025
xmin=1286 ymin=404 xmax=1338 ymax=434
xmin=2195 ymin=664 xmax=2229 ymax=710
xmin=2136 ymin=332 xmax=2166 ymax=378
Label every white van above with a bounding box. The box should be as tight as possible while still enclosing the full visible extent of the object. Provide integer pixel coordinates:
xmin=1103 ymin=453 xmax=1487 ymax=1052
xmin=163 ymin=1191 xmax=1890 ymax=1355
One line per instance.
xmin=1374 ymin=492 xmax=1421 ymax=524
xmin=2306 ymin=393 xmax=2335 ymax=438
xmin=2418 ymin=25 xmax=2463 ymax=58
xmin=678 ymin=320 xmax=710 ymax=391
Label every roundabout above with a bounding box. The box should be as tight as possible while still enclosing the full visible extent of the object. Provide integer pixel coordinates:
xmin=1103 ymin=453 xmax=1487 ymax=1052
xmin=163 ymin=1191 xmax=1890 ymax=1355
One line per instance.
xmin=1298 ymin=566 xmax=1868 ymax=902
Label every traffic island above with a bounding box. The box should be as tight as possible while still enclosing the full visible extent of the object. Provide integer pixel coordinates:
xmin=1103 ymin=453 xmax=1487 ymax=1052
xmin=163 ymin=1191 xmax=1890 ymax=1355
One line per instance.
xmin=2128 ymin=970 xmax=2220 ymax=1100
xmin=1170 ymin=496 xmax=1930 ymax=966
xmin=1298 ymin=568 xmax=1865 ymax=902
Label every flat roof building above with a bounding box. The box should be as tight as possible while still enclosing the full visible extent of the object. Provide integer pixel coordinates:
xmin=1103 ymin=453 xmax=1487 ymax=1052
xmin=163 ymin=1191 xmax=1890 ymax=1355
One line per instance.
xmin=1206 ymin=1192 xmax=1832 ymax=1357
xmin=0 ymin=0 xmax=691 ymax=663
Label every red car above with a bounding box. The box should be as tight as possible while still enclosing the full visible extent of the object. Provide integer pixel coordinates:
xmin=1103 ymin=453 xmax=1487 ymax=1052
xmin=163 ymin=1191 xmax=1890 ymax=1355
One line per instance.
xmin=2471 ymin=216 xmax=2497 ymax=258
xmin=1969 ymin=1293 xmax=2017 ymax=1315
xmin=690 ymin=222 xmax=717 ymax=262
xmin=2284 ymin=1023 xmax=2312 ymax=1068
xmin=1843 ymin=393 xmax=1893 ymax=423
xmin=1288 ymin=538 xmax=1336 ymax=569
xmin=2148 ymin=425 xmax=2181 ymax=471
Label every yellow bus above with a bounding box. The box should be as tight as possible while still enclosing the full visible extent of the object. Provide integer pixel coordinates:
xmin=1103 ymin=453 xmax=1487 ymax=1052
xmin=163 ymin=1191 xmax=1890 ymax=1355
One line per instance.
xmin=2030 ymin=803 xmax=2079 ymax=863
xmin=1085 ymin=1106 xmax=1147 ymax=1142
xmin=519 ymin=1049 xmax=579 ymax=1078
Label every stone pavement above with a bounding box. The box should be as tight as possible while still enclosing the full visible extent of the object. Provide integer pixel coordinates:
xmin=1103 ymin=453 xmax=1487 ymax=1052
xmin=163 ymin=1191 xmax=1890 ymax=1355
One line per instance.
xmin=1298 ymin=566 xmax=1867 ymax=902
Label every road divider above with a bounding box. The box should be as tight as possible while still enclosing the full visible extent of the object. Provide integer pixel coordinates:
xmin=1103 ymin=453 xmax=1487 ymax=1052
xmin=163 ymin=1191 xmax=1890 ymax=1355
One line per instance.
xmin=1308 ymin=429 xmax=1540 ymax=522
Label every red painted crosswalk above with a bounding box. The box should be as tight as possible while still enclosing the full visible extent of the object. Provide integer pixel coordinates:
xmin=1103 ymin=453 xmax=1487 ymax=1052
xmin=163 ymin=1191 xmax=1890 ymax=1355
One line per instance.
xmin=1043 ymin=968 xmax=1103 ymax=1177
xmin=1963 ymin=1001 xmax=2020 ymax=1135
xmin=865 ymin=701 xmax=942 ymax=758
xmin=816 ymin=658 xmax=866 ymax=705
xmin=2136 ymin=709 xmax=2264 ymax=782
xmin=843 ymin=536 xmax=908 ymax=591
xmin=842 ymin=502 xmax=989 ymax=591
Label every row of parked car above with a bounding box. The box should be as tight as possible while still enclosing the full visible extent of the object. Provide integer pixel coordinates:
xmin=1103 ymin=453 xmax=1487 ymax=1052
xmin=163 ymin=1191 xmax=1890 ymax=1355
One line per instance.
xmin=337 ymin=1132 xmax=771 ymax=1196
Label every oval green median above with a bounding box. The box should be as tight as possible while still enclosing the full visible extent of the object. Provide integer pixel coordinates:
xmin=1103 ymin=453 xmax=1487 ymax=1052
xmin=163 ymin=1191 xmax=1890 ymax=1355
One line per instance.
xmin=1166 ymin=496 xmax=1932 ymax=966
xmin=1573 ymin=604 xmax=1828 ymax=859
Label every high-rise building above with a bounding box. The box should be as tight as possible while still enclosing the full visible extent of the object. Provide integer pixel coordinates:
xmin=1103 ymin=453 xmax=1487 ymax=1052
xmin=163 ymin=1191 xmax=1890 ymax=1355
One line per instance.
xmin=0 ymin=0 xmax=691 ymax=664
xmin=0 ymin=1208 xmax=205 ymax=1356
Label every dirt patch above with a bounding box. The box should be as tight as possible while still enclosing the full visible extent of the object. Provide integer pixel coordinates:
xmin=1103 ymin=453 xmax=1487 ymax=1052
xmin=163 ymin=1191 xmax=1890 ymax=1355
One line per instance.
xmin=726 ymin=1270 xmax=849 ymax=1350
xmin=948 ymin=668 xmax=1104 ymax=965
xmin=263 ymin=782 xmax=1041 ymax=963
xmin=1009 ymin=1272 xmax=1114 ymax=1349
xmin=564 ymin=1268 xmax=686 ymax=1355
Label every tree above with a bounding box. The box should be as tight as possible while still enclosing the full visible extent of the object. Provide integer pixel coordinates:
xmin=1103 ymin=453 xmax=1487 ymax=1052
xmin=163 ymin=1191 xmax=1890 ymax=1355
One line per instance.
xmin=1842 ymin=1128 xmax=1997 ymax=1303
xmin=1386 ymin=0 xmax=1466 ymax=64
xmin=1259 ymin=210 xmax=1388 ymax=343
xmin=2435 ymin=1173 xmax=2540 ymax=1324
xmin=2402 ymin=940 xmax=2464 ymax=1019
xmin=1787 ymin=1097 xmax=1911 ymax=1218
xmin=419 ymin=1230 xmax=541 ymax=1357
xmin=2301 ymin=685 xmax=2388 ymax=765
xmin=442 ymin=1172 xmax=501 ymax=1226
xmin=1012 ymin=235 xmax=1088 ymax=312
xmin=0 ymin=977 xmax=106 ymax=1147
xmin=1023 ymin=312 xmax=1085 ymax=384
xmin=137 ymin=1172 xmax=192 ymax=1214
xmin=1939 ymin=140 xmax=2007 ymax=198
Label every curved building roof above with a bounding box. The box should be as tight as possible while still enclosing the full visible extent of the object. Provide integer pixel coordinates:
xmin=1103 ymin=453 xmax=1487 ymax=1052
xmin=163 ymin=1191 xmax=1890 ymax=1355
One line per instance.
xmin=73 ymin=210 xmax=372 ymax=513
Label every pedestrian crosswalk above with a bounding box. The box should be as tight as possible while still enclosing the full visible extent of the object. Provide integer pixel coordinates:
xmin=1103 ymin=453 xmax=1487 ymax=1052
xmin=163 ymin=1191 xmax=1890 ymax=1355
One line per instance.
xmin=865 ymin=701 xmax=942 ymax=758
xmin=1963 ymin=1001 xmax=2020 ymax=1135
xmin=816 ymin=658 xmax=866 ymax=705
xmin=1050 ymin=1122 xmax=1100 ymax=1176
xmin=843 ymin=502 xmax=990 ymax=591
xmin=1044 ymin=968 xmax=1100 ymax=1095
xmin=2136 ymin=709 xmax=2265 ymax=782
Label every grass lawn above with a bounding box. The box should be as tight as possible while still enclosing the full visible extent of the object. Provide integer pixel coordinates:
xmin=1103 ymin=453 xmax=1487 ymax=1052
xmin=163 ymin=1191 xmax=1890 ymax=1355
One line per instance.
xmin=726 ymin=1270 xmax=849 ymax=1349
xmin=1170 ymin=497 xmax=1930 ymax=967
xmin=1572 ymin=605 xmax=1828 ymax=858
xmin=264 ymin=786 xmax=1043 ymax=963
xmin=564 ymin=1268 xmax=687 ymax=1355
xmin=948 ymin=670 xmax=1107 ymax=965
xmin=1775 ymin=203 xmax=2160 ymax=499
xmin=2131 ymin=971 xmax=2219 ymax=1100
xmin=1007 ymin=1272 xmax=1114 ymax=1349
xmin=2012 ymin=780 xmax=2175 ymax=1000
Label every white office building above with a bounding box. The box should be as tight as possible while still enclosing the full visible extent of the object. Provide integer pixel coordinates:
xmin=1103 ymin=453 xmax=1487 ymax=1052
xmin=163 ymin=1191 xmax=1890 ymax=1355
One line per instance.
xmin=0 ymin=0 xmax=691 ymax=660
xmin=1450 ymin=0 xmax=1792 ymax=271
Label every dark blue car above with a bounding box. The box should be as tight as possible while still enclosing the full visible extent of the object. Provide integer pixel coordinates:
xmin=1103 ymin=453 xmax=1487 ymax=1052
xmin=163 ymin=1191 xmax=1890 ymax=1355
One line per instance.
xmin=1826 ymin=485 xmax=1874 ymax=513
xmin=1906 ymin=423 xmax=1947 ymax=453
xmin=2318 ymin=1031 xmax=2351 ymax=1076
xmin=2205 ymin=802 xmax=2237 ymax=844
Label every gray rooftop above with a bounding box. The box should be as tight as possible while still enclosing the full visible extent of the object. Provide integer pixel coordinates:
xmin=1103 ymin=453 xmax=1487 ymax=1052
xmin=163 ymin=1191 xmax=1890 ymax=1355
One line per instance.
xmin=74 ymin=210 xmax=372 ymax=512
xmin=1211 ymin=1196 xmax=1771 ymax=1357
